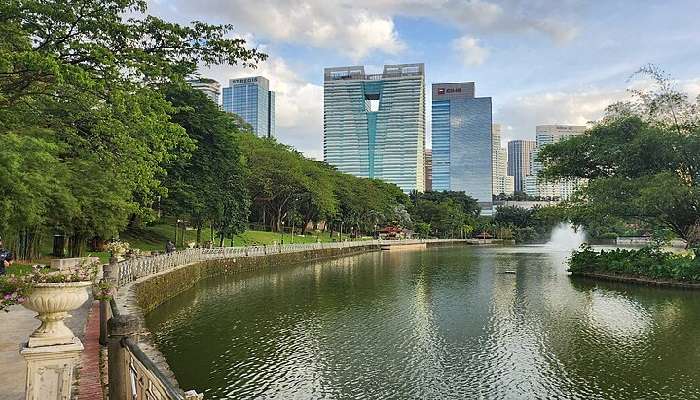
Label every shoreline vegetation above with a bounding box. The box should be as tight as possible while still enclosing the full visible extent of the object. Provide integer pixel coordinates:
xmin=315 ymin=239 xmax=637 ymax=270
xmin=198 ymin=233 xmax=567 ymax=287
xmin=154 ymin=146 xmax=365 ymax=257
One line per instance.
xmin=570 ymin=271 xmax=700 ymax=290
xmin=568 ymin=245 xmax=700 ymax=287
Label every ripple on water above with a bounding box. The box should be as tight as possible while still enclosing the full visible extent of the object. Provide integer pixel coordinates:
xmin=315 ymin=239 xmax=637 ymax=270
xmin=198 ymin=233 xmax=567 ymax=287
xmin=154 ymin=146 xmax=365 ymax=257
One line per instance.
xmin=145 ymin=247 xmax=700 ymax=399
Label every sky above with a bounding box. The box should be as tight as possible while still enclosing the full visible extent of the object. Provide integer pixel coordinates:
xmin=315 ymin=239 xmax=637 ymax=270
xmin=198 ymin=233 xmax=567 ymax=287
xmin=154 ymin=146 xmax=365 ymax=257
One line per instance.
xmin=148 ymin=0 xmax=700 ymax=160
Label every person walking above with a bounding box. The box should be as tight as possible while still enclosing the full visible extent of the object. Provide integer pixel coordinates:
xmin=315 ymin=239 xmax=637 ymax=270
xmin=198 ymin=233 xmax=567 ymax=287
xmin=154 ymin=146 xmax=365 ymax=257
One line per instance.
xmin=0 ymin=251 xmax=14 ymax=275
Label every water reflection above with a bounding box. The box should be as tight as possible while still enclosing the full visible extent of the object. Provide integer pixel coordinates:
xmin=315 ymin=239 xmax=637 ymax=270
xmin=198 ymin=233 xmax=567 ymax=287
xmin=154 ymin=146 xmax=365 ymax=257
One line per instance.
xmin=145 ymin=245 xmax=700 ymax=399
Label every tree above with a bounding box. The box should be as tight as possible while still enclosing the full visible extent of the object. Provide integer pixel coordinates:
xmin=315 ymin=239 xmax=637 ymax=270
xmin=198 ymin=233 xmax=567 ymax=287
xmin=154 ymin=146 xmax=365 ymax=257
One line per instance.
xmin=161 ymin=84 xmax=250 ymax=245
xmin=494 ymin=206 xmax=532 ymax=228
xmin=0 ymin=0 xmax=264 ymax=255
xmin=539 ymin=66 xmax=700 ymax=245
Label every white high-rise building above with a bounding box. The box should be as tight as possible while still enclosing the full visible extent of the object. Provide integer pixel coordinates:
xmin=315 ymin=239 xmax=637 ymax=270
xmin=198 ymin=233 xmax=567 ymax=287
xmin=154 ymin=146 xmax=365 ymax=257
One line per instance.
xmin=492 ymin=124 xmax=514 ymax=196
xmin=324 ymin=64 xmax=425 ymax=193
xmin=525 ymin=125 xmax=587 ymax=200
xmin=187 ymin=78 xmax=221 ymax=104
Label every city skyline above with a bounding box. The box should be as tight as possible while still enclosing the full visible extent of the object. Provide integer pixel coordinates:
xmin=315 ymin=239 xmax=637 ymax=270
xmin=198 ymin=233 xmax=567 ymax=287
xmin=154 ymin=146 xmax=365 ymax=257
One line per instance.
xmin=146 ymin=0 xmax=700 ymax=160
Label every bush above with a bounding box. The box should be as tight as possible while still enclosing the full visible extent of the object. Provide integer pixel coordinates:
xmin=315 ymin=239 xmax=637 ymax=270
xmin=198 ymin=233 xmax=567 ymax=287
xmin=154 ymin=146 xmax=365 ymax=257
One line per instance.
xmin=569 ymin=245 xmax=700 ymax=282
xmin=514 ymin=227 xmax=536 ymax=243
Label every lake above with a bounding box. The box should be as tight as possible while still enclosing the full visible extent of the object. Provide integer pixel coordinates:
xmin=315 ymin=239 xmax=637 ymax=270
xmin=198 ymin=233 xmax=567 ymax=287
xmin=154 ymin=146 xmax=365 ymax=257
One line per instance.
xmin=145 ymin=245 xmax=700 ymax=399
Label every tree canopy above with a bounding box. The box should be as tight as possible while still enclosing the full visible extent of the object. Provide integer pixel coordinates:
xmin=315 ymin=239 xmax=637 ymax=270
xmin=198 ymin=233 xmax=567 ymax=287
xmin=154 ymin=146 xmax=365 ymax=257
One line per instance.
xmin=539 ymin=66 xmax=700 ymax=245
xmin=0 ymin=0 xmax=264 ymax=256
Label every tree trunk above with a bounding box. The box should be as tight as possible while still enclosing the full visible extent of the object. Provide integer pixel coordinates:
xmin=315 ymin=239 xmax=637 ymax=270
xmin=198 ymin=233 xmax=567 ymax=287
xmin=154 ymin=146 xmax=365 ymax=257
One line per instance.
xmin=196 ymin=225 xmax=202 ymax=246
xmin=68 ymin=233 xmax=85 ymax=258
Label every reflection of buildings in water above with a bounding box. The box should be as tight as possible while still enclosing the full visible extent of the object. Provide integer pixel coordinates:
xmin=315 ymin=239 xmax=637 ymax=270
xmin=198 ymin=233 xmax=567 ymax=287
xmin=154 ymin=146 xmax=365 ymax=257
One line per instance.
xmin=410 ymin=263 xmax=447 ymax=388
xmin=484 ymin=251 xmax=555 ymax=395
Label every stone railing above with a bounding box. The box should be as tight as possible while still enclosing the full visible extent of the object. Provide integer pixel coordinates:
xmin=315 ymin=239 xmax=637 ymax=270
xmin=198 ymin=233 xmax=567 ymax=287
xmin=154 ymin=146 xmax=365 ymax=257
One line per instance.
xmin=116 ymin=239 xmax=468 ymax=287
xmin=105 ymin=237 xmax=473 ymax=399
xmin=105 ymin=299 xmax=201 ymax=400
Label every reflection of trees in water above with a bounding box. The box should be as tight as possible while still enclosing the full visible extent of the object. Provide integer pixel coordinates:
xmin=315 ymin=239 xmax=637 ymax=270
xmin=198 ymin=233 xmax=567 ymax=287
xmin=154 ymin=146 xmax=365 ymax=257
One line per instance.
xmin=145 ymin=247 xmax=700 ymax=399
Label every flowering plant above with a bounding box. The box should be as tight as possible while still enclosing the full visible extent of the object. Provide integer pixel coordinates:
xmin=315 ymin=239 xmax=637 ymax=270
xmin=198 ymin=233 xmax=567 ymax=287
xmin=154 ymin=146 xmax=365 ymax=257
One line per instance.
xmin=105 ymin=240 xmax=130 ymax=255
xmin=0 ymin=258 xmax=101 ymax=312
xmin=94 ymin=280 xmax=115 ymax=301
xmin=0 ymin=275 xmax=31 ymax=312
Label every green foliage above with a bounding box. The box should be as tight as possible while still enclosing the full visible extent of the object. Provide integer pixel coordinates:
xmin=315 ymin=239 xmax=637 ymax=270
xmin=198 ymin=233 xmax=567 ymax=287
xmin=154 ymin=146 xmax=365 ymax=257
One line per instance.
xmin=238 ymin=134 xmax=411 ymax=238
xmin=0 ymin=0 xmax=264 ymax=256
xmin=539 ymin=66 xmax=700 ymax=246
xmin=161 ymin=84 xmax=250 ymax=245
xmin=409 ymin=191 xmax=480 ymax=238
xmin=569 ymin=245 xmax=700 ymax=282
xmin=513 ymin=227 xmax=536 ymax=243
xmin=493 ymin=205 xmax=564 ymax=243
xmin=414 ymin=222 xmax=431 ymax=238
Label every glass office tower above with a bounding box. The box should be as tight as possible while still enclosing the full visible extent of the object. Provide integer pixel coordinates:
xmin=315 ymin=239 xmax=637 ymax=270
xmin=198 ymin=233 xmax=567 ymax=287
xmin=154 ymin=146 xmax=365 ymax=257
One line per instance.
xmin=431 ymin=82 xmax=493 ymax=207
xmin=323 ymin=64 xmax=425 ymax=193
xmin=222 ymin=76 xmax=275 ymax=138
xmin=507 ymin=139 xmax=536 ymax=192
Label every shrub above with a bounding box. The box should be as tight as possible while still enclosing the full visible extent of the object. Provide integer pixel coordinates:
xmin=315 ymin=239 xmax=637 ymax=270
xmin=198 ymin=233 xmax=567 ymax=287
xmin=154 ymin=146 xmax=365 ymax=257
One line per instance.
xmin=569 ymin=245 xmax=700 ymax=281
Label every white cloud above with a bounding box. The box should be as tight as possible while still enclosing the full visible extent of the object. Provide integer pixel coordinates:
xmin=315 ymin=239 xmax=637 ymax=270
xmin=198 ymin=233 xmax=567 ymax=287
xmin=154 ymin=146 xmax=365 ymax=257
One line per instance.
xmin=199 ymin=57 xmax=324 ymax=159
xmin=495 ymin=88 xmax=626 ymax=142
xmin=452 ymin=36 xmax=489 ymax=66
xmin=157 ymin=0 xmax=581 ymax=61
xmin=154 ymin=1 xmax=405 ymax=61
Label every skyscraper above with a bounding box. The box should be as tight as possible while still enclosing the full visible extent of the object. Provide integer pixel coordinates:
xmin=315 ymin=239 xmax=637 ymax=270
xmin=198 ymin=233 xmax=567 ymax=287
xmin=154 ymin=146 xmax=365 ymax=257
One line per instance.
xmin=222 ymin=76 xmax=276 ymax=138
xmin=507 ymin=139 xmax=536 ymax=192
xmin=525 ymin=125 xmax=587 ymax=200
xmin=424 ymin=149 xmax=432 ymax=192
xmin=492 ymin=124 xmax=514 ymax=196
xmin=431 ymin=82 xmax=492 ymax=206
xmin=187 ymin=78 xmax=221 ymax=104
xmin=323 ymin=64 xmax=425 ymax=193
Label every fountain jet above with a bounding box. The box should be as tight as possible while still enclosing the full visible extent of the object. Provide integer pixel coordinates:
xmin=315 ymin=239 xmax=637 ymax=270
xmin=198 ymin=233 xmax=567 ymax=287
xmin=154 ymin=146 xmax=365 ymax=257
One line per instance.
xmin=546 ymin=223 xmax=586 ymax=251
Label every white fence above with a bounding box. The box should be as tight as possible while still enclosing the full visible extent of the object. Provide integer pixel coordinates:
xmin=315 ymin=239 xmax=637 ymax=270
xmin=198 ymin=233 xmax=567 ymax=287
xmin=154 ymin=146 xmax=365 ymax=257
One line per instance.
xmin=116 ymin=239 xmax=467 ymax=287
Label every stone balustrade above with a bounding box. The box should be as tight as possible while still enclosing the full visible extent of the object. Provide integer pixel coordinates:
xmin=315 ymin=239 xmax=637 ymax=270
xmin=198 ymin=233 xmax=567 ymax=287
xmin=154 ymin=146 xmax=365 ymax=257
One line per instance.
xmin=115 ymin=239 xmax=470 ymax=287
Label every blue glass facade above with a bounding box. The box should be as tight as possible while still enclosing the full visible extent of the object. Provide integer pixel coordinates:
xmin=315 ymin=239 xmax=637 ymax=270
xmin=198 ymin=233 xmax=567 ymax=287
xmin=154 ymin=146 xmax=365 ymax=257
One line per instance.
xmin=431 ymin=83 xmax=492 ymax=206
xmin=222 ymin=76 xmax=275 ymax=138
xmin=431 ymin=100 xmax=451 ymax=191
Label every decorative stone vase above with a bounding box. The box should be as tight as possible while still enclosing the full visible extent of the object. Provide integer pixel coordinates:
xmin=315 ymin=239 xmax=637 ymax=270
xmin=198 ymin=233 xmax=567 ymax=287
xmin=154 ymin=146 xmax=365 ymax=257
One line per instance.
xmin=21 ymin=281 xmax=92 ymax=347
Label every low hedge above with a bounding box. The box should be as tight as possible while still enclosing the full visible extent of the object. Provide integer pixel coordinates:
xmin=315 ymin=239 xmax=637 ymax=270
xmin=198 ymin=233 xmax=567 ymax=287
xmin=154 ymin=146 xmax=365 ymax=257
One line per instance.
xmin=569 ymin=245 xmax=700 ymax=282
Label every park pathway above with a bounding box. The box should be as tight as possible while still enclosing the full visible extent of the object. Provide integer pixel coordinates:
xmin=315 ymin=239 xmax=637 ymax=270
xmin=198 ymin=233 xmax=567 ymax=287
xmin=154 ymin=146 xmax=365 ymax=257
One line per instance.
xmin=0 ymin=298 xmax=92 ymax=400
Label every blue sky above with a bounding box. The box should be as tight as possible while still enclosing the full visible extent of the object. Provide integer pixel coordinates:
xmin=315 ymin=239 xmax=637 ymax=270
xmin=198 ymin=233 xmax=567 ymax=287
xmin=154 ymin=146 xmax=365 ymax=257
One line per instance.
xmin=149 ymin=0 xmax=700 ymax=159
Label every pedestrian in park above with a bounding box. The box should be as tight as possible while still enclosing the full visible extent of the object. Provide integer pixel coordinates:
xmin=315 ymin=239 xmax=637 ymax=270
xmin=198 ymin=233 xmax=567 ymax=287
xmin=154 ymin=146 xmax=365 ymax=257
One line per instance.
xmin=165 ymin=240 xmax=176 ymax=254
xmin=0 ymin=250 xmax=14 ymax=275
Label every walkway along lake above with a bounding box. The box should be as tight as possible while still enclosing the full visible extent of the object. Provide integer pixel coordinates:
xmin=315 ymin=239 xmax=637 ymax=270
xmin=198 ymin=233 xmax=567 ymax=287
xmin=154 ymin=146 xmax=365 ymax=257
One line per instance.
xmin=144 ymin=245 xmax=700 ymax=399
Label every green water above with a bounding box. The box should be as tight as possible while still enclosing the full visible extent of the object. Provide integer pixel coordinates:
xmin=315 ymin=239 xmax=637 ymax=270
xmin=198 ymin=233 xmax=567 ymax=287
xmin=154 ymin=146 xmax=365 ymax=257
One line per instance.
xmin=145 ymin=245 xmax=700 ymax=399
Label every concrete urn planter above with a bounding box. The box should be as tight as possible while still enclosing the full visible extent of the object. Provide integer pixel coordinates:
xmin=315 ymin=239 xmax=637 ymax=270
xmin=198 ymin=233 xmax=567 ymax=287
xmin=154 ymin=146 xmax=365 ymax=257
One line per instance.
xmin=21 ymin=281 xmax=92 ymax=347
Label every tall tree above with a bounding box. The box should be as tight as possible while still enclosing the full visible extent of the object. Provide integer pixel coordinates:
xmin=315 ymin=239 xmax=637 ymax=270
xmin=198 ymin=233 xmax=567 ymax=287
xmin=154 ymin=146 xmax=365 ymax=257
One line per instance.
xmin=539 ymin=66 xmax=700 ymax=245
xmin=162 ymin=84 xmax=250 ymax=245
xmin=0 ymin=0 xmax=264 ymax=256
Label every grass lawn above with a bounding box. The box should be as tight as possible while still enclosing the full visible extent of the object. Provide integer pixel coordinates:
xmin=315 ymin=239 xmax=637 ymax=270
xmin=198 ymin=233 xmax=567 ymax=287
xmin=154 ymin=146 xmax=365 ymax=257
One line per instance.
xmin=122 ymin=222 xmax=350 ymax=249
xmin=14 ymin=220 xmax=364 ymax=263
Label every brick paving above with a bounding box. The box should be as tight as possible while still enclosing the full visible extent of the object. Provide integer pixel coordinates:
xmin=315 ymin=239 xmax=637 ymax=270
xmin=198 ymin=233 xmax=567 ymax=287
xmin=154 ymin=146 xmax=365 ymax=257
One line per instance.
xmin=76 ymin=301 xmax=104 ymax=400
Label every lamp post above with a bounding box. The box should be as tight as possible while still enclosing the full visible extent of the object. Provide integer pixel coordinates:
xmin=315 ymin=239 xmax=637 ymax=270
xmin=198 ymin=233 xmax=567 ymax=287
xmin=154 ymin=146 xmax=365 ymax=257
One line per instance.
xmin=281 ymin=221 xmax=285 ymax=244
